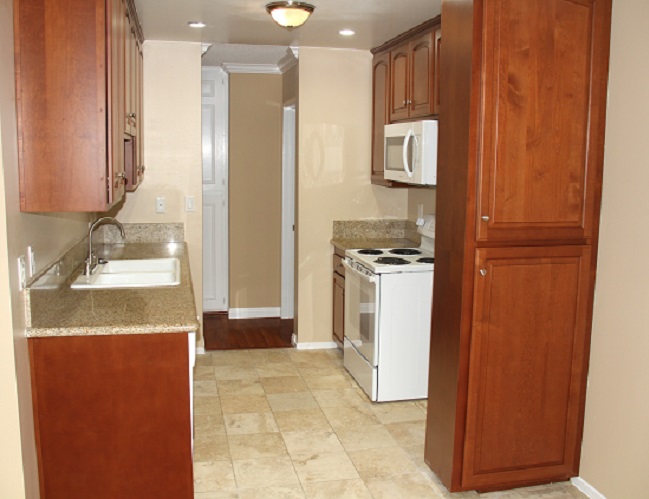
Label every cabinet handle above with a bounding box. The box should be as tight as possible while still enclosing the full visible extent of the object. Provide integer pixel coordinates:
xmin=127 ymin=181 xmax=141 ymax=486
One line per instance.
xmin=479 ymin=269 xmax=487 ymax=276
xmin=481 ymin=215 xmax=489 ymax=222
xmin=127 ymin=112 xmax=137 ymax=119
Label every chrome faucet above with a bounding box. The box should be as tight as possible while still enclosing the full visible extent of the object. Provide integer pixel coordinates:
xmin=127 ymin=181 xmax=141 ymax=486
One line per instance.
xmin=84 ymin=217 xmax=125 ymax=276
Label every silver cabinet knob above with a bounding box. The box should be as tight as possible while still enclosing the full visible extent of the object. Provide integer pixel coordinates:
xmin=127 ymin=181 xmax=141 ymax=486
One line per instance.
xmin=479 ymin=269 xmax=487 ymax=276
xmin=481 ymin=215 xmax=489 ymax=222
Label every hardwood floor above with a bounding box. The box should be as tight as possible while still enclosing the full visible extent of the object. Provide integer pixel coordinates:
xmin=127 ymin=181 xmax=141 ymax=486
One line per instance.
xmin=203 ymin=312 xmax=294 ymax=350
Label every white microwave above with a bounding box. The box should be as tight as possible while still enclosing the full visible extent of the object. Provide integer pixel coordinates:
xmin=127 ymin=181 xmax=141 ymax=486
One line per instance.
xmin=384 ymin=120 xmax=438 ymax=186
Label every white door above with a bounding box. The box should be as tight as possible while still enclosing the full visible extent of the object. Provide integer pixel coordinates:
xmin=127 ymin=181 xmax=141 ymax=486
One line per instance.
xmin=202 ymin=67 xmax=228 ymax=312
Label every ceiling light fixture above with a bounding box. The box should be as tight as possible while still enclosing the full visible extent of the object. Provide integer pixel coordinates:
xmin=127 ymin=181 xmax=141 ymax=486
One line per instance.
xmin=339 ymin=29 xmax=355 ymax=36
xmin=266 ymin=1 xmax=315 ymax=29
xmin=187 ymin=21 xmax=206 ymax=28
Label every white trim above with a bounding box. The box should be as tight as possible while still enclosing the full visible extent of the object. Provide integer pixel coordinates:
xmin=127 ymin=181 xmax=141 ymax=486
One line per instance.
xmin=280 ymin=104 xmax=296 ymax=319
xmin=222 ymin=63 xmax=281 ymax=74
xmin=296 ymin=341 xmax=339 ymax=350
xmin=196 ymin=345 xmax=206 ymax=355
xmin=201 ymin=43 xmax=212 ymax=56
xmin=571 ymin=478 xmax=606 ymax=499
xmin=277 ymin=47 xmax=298 ymax=73
xmin=228 ymin=307 xmax=280 ymax=319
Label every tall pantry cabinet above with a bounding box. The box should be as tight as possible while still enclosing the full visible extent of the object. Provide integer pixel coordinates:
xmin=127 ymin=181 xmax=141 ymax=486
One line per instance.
xmin=425 ymin=0 xmax=612 ymax=492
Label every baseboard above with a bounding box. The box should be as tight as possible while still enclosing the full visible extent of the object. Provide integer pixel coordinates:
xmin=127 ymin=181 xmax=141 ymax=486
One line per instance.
xmin=571 ymin=477 xmax=606 ymax=499
xmin=296 ymin=341 xmax=339 ymax=350
xmin=228 ymin=307 xmax=280 ymax=319
xmin=196 ymin=346 xmax=206 ymax=355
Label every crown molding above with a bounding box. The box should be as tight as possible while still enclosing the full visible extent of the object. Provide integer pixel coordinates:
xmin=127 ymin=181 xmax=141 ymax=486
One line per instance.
xmin=201 ymin=43 xmax=212 ymax=56
xmin=222 ymin=63 xmax=282 ymax=74
xmin=277 ymin=47 xmax=298 ymax=73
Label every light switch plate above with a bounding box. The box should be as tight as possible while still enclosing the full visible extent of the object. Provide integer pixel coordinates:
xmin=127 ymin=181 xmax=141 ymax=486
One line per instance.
xmin=185 ymin=196 xmax=195 ymax=212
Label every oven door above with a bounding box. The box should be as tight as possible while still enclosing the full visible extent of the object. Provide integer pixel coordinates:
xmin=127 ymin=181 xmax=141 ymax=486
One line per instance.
xmin=342 ymin=260 xmax=379 ymax=367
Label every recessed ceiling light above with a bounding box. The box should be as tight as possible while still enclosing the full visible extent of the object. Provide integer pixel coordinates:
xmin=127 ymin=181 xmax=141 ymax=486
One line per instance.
xmin=339 ymin=29 xmax=355 ymax=36
xmin=188 ymin=21 xmax=206 ymax=28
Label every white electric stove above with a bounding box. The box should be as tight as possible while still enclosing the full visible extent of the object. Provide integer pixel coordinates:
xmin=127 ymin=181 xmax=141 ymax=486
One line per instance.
xmin=343 ymin=215 xmax=435 ymax=402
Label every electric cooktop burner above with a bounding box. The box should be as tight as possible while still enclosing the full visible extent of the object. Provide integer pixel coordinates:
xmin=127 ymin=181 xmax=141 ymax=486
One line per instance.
xmin=375 ymin=257 xmax=411 ymax=265
xmin=358 ymin=249 xmax=384 ymax=255
xmin=417 ymin=257 xmax=435 ymax=264
xmin=389 ymin=248 xmax=422 ymax=256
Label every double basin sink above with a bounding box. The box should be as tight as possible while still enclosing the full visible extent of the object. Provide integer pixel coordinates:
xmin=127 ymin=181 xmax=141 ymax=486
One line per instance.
xmin=71 ymin=258 xmax=181 ymax=289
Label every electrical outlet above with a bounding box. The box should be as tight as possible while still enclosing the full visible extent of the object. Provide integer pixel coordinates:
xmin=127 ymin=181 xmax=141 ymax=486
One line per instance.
xmin=155 ymin=196 xmax=166 ymax=214
xmin=27 ymin=245 xmax=36 ymax=277
xmin=17 ymin=255 xmax=26 ymax=290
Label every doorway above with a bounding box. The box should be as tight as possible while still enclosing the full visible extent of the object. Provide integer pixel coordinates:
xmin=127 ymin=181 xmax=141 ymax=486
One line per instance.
xmin=201 ymin=56 xmax=297 ymax=349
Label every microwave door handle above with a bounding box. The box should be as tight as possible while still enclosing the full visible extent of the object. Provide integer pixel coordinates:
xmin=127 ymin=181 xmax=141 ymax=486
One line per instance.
xmin=402 ymin=130 xmax=415 ymax=178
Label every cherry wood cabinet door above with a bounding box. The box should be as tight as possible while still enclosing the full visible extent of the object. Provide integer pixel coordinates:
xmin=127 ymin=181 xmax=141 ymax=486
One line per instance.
xmin=108 ymin=0 xmax=126 ymax=203
xmin=409 ymin=31 xmax=434 ymax=118
xmin=371 ymin=52 xmax=390 ymax=183
xmin=333 ymin=272 xmax=345 ymax=344
xmin=29 ymin=334 xmax=194 ymax=499
xmin=389 ymin=44 xmax=410 ymax=122
xmin=433 ymin=27 xmax=442 ymax=115
xmin=462 ymin=245 xmax=593 ymax=489
xmin=476 ymin=0 xmax=611 ymax=243
xmin=15 ymin=0 xmax=117 ymax=212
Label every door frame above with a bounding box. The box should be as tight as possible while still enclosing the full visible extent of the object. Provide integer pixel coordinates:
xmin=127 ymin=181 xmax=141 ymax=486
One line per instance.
xmin=280 ymin=104 xmax=296 ymax=319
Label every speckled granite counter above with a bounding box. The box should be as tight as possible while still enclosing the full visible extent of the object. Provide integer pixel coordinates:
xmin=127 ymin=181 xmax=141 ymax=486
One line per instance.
xmin=26 ymin=242 xmax=199 ymax=338
xmin=331 ymin=219 xmax=420 ymax=251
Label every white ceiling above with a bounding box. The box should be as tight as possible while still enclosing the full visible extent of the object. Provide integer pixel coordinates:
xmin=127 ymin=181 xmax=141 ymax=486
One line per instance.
xmin=134 ymin=0 xmax=441 ymax=66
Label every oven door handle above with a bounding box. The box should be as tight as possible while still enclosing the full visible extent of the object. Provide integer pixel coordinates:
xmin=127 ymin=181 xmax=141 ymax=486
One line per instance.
xmin=342 ymin=260 xmax=376 ymax=283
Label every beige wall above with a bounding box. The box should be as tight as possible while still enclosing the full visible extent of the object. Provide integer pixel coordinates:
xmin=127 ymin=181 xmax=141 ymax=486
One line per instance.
xmin=229 ymin=73 xmax=283 ymax=310
xmin=113 ymin=41 xmax=203 ymax=342
xmin=296 ymin=47 xmax=408 ymax=344
xmin=1 ymin=0 xmax=91 ymax=495
xmin=407 ymin=187 xmax=436 ymax=222
xmin=580 ymin=1 xmax=649 ymax=497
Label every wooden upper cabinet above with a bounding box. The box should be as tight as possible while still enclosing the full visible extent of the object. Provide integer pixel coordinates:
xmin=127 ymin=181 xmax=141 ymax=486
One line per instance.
xmin=371 ymin=52 xmax=390 ymax=184
xmin=389 ymin=30 xmax=435 ymax=122
xmin=476 ymin=0 xmax=610 ymax=243
xmin=433 ymin=27 xmax=441 ymax=115
xmin=389 ymin=44 xmax=410 ymax=122
xmin=463 ymin=245 xmax=593 ymax=489
xmin=371 ymin=16 xmax=440 ymax=187
xmin=409 ymin=31 xmax=435 ymax=118
xmin=14 ymin=0 xmax=143 ymax=212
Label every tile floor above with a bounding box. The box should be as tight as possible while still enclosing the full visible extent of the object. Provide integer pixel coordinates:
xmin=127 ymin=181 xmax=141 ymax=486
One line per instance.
xmin=193 ymin=348 xmax=586 ymax=499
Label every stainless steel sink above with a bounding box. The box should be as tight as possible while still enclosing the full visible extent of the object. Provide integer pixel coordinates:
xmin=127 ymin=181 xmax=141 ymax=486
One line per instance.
xmin=71 ymin=258 xmax=181 ymax=289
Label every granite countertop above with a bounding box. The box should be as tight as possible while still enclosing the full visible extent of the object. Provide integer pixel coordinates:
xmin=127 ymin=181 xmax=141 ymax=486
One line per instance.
xmin=26 ymin=242 xmax=199 ymax=338
xmin=331 ymin=238 xmax=419 ymax=251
